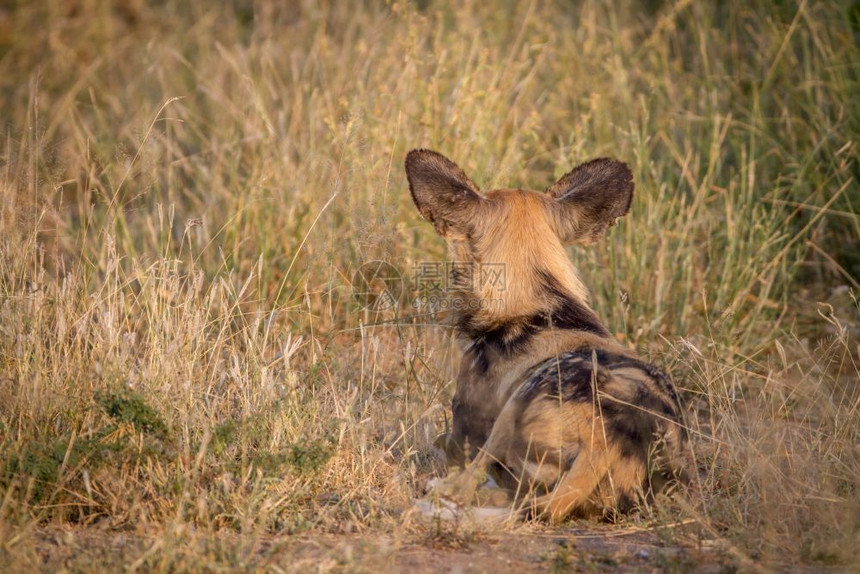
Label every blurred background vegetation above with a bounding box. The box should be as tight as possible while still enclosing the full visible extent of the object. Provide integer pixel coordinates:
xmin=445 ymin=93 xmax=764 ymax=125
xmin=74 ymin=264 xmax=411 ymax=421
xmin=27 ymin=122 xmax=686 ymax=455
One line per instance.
xmin=0 ymin=0 xmax=858 ymax=570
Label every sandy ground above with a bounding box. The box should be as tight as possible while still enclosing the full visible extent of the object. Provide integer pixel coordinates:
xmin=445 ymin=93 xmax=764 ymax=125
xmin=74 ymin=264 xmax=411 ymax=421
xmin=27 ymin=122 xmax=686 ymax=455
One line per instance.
xmin=7 ymin=521 xmax=770 ymax=573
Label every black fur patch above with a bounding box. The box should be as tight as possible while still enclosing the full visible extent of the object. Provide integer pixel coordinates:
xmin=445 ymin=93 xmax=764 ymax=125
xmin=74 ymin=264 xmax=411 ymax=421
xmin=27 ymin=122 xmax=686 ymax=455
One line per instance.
xmin=519 ymin=349 xmax=664 ymax=401
xmin=450 ymin=395 xmax=493 ymax=460
xmin=516 ymin=348 xmax=681 ymax=464
xmin=457 ymin=270 xmax=610 ymax=373
xmin=465 ymin=321 xmax=539 ymax=374
xmin=536 ymin=270 xmax=611 ymax=337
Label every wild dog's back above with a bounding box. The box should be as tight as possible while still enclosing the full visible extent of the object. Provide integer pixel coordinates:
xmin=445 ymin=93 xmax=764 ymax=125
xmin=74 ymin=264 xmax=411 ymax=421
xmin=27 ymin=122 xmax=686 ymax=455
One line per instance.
xmin=405 ymin=149 xmax=687 ymax=521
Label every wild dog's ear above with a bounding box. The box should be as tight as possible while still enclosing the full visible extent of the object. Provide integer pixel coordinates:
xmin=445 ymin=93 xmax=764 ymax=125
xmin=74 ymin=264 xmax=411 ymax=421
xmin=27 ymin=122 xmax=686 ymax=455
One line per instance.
xmin=546 ymin=158 xmax=634 ymax=244
xmin=405 ymin=149 xmax=483 ymax=236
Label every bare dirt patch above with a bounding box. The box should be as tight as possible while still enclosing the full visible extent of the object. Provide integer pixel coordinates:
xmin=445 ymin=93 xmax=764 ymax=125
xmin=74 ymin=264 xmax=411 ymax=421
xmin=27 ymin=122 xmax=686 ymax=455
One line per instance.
xmin=4 ymin=523 xmax=762 ymax=573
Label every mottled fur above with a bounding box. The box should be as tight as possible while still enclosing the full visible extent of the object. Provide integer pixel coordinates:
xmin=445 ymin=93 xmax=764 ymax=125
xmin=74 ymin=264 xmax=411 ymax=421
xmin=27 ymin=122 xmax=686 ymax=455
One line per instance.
xmin=405 ymin=149 xmax=687 ymax=522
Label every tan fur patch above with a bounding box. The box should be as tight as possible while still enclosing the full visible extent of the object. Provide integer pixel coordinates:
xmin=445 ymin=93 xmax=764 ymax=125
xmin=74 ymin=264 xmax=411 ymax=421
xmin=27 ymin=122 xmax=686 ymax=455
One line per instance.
xmin=468 ymin=190 xmax=589 ymax=321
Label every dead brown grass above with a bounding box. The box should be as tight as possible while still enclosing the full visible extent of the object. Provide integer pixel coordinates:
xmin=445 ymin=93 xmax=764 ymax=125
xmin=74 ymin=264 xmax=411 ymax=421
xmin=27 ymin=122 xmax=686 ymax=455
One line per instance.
xmin=0 ymin=0 xmax=858 ymax=570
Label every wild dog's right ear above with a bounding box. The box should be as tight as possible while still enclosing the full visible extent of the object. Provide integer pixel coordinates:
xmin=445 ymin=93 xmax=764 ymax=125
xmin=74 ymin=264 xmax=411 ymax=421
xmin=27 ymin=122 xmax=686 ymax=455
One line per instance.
xmin=405 ymin=149 xmax=483 ymax=236
xmin=547 ymin=158 xmax=634 ymax=245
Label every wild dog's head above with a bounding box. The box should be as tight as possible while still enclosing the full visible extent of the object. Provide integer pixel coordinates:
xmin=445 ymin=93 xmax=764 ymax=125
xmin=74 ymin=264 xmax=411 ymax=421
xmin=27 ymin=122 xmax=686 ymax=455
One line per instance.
xmin=405 ymin=149 xmax=633 ymax=338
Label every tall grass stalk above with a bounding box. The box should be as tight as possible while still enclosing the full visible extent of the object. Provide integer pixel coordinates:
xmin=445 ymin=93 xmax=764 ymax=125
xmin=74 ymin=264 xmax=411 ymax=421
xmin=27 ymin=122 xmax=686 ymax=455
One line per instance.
xmin=0 ymin=0 xmax=857 ymax=569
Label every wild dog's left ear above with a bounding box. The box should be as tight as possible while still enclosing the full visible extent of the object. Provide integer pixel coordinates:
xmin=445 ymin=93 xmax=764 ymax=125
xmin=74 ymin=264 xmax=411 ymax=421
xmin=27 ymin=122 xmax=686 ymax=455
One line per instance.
xmin=405 ymin=149 xmax=483 ymax=237
xmin=546 ymin=158 xmax=634 ymax=244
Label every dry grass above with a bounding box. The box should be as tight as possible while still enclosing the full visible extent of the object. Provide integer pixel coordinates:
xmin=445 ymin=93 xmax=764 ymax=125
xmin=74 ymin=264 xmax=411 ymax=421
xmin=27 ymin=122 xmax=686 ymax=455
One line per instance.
xmin=1 ymin=0 xmax=858 ymax=570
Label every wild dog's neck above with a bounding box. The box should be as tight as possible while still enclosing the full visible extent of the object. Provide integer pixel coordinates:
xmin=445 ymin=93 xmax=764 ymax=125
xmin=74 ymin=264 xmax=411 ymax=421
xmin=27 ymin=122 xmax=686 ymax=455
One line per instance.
xmin=454 ymin=264 xmax=611 ymax=357
xmin=447 ymin=197 xmax=612 ymax=354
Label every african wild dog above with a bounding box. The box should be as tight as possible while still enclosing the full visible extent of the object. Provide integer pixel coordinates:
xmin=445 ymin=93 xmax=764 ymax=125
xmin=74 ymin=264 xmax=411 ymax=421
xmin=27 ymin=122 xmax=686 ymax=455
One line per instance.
xmin=405 ymin=149 xmax=687 ymax=522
